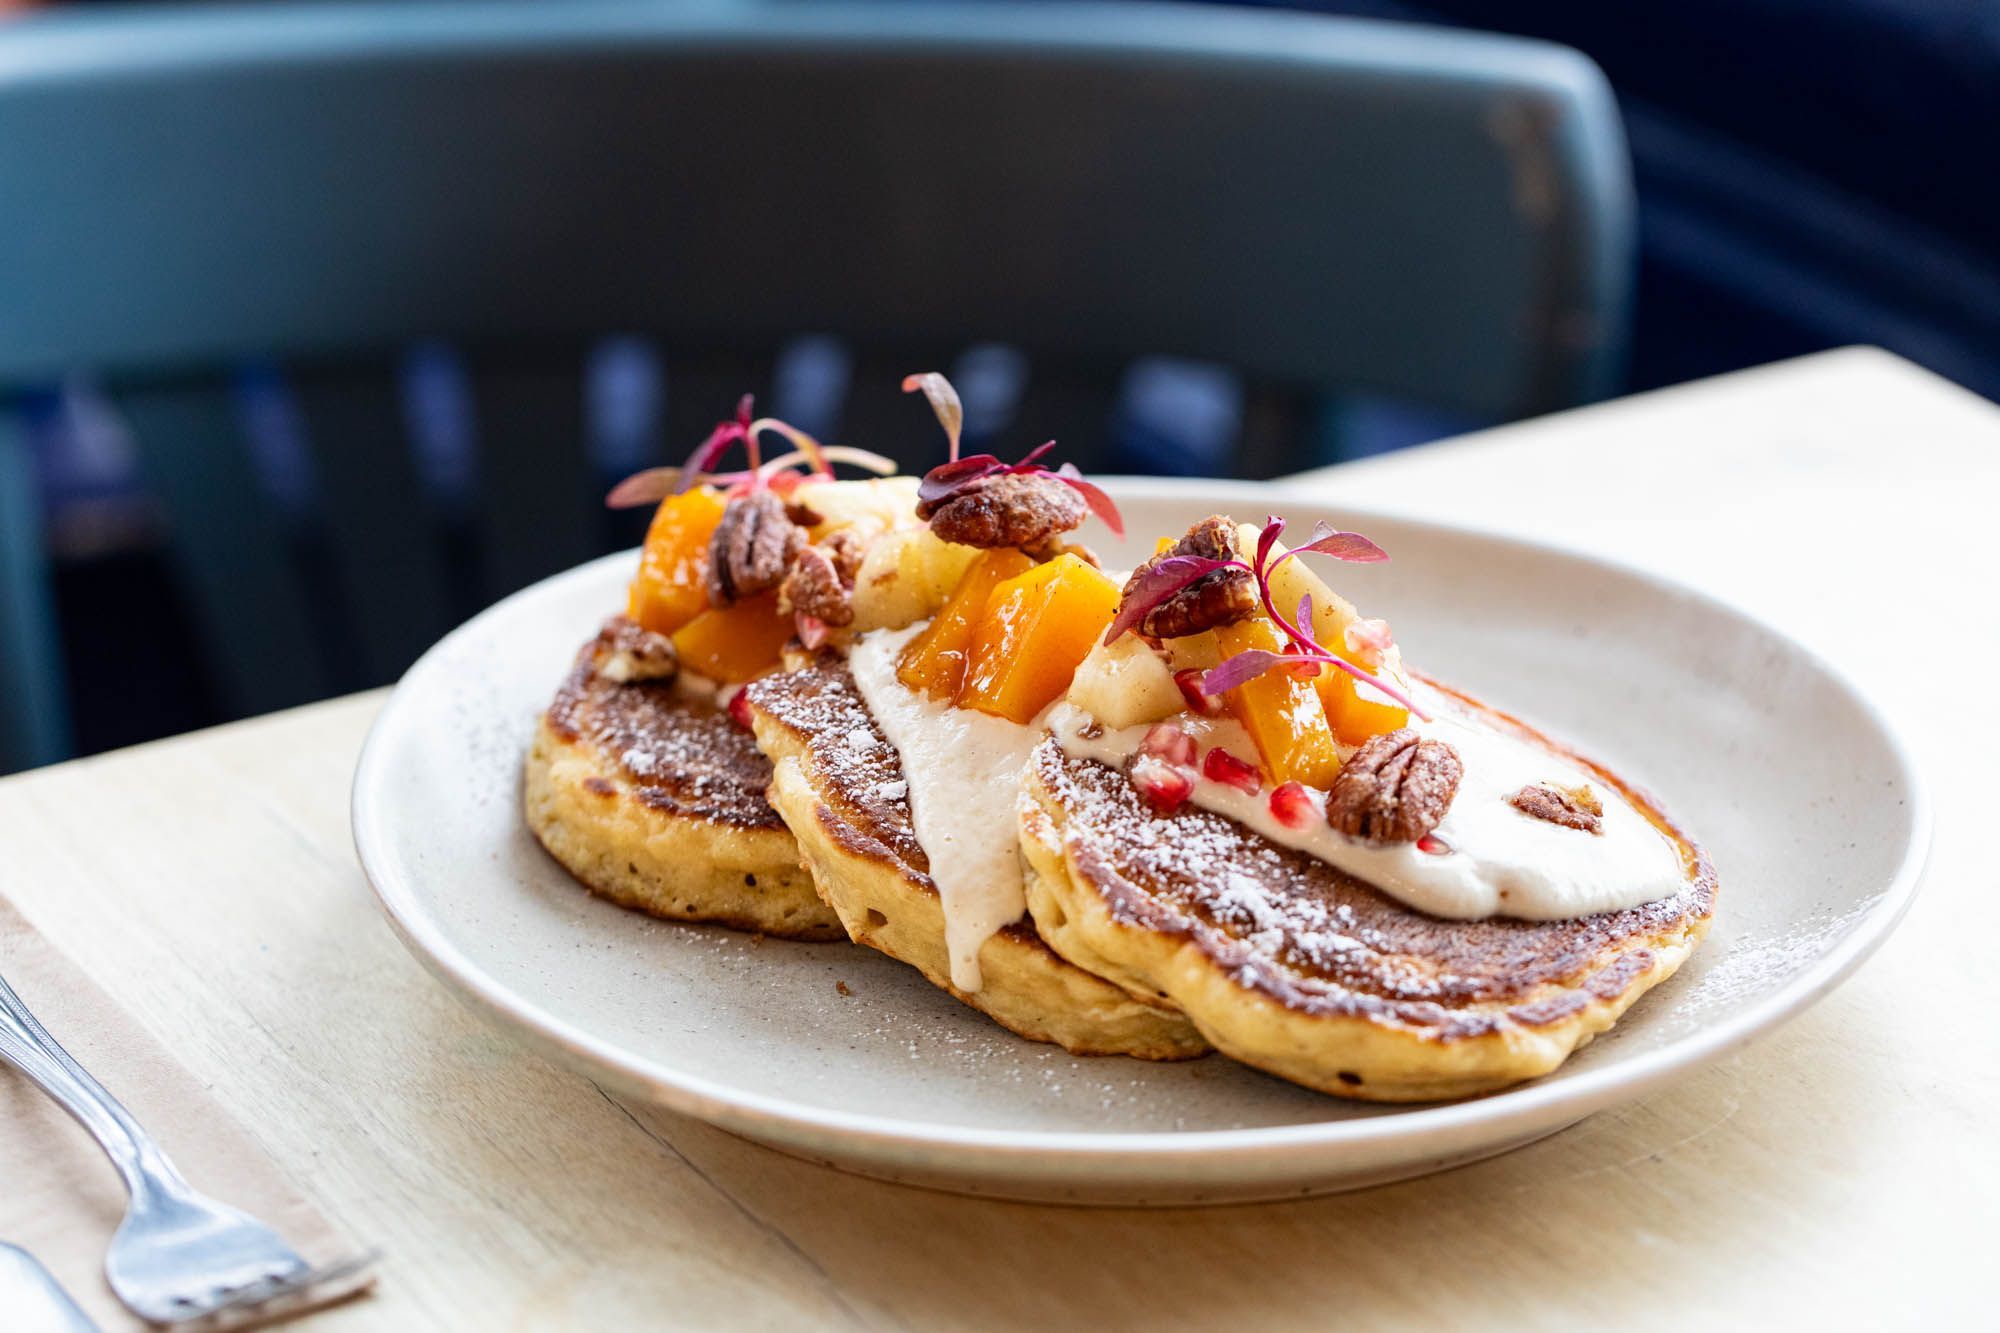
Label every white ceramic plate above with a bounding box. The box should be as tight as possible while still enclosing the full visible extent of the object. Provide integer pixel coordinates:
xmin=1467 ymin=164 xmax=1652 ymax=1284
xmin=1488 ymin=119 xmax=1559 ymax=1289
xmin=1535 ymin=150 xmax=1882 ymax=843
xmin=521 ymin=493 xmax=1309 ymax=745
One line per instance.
xmin=352 ymin=479 xmax=1929 ymax=1205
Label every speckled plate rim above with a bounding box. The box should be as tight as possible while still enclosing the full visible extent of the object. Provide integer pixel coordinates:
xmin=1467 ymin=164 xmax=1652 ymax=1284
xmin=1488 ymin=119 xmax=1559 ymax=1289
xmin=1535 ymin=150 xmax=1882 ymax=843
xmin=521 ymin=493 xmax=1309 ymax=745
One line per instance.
xmin=352 ymin=477 xmax=1931 ymax=1197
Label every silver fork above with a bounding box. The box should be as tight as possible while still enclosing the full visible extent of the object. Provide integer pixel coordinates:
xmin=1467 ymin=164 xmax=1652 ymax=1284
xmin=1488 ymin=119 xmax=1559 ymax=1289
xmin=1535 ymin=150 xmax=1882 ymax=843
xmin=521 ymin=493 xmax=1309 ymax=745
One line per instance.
xmin=0 ymin=969 xmax=375 ymax=1325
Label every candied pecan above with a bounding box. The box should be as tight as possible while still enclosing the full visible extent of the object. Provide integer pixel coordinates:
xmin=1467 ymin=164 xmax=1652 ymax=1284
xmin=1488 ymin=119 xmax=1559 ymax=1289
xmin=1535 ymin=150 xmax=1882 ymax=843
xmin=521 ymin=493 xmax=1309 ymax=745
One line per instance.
xmin=1175 ymin=514 xmax=1243 ymax=563
xmin=778 ymin=544 xmax=856 ymax=626
xmin=1328 ymin=728 xmax=1463 ymax=844
xmin=785 ymin=499 xmax=825 ymax=527
xmin=1121 ymin=513 xmax=1258 ymax=639
xmin=706 ymin=489 xmax=804 ymax=607
xmin=920 ymin=472 xmax=1086 ymax=553
xmin=1056 ymin=541 xmax=1102 ymax=569
xmin=1509 ymin=783 xmax=1604 ymax=834
xmin=820 ymin=528 xmax=867 ymax=582
xmin=592 ymin=615 xmax=678 ymax=683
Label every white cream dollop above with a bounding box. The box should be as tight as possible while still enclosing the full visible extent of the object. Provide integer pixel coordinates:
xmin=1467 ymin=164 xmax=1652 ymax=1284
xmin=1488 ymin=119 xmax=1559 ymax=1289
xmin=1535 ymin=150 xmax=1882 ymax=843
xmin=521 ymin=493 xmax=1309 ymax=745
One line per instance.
xmin=848 ymin=625 xmax=1045 ymax=991
xmin=1048 ymin=696 xmax=1687 ymax=920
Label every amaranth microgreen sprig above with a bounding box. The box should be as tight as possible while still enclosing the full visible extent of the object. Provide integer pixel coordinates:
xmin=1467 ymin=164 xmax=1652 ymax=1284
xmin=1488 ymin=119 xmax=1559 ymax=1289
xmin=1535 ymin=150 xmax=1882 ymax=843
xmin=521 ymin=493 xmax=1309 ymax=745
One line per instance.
xmin=1103 ymin=515 xmax=1429 ymax=720
xmin=604 ymin=394 xmax=895 ymax=509
xmin=902 ymin=372 xmax=1124 ymax=536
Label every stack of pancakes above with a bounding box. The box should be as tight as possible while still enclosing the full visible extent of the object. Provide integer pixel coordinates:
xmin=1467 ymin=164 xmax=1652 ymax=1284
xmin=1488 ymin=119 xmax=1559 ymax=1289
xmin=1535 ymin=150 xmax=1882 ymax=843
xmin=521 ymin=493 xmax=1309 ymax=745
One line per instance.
xmin=526 ymin=506 xmax=1714 ymax=1102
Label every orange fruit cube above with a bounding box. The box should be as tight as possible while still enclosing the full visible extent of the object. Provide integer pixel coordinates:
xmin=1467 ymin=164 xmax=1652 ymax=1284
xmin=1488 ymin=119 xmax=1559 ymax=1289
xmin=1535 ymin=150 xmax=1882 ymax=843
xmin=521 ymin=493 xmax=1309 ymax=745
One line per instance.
xmin=627 ymin=487 xmax=729 ymax=636
xmin=671 ymin=590 xmax=793 ymax=684
xmin=1213 ymin=616 xmax=1343 ymax=789
xmin=897 ymin=549 xmax=1036 ymax=699
xmin=1316 ymin=668 xmax=1412 ymax=747
xmin=957 ymin=554 xmax=1120 ymax=724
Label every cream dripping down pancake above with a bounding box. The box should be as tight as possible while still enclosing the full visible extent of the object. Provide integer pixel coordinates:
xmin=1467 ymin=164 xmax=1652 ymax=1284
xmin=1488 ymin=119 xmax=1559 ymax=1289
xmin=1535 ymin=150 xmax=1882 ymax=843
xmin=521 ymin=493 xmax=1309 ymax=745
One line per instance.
xmin=745 ymin=652 xmax=1208 ymax=1059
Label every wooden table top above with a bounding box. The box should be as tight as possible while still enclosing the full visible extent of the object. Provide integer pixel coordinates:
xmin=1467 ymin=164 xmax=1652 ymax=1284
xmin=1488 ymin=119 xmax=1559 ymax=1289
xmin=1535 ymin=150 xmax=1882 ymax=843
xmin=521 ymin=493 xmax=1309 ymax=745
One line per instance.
xmin=2 ymin=346 xmax=1990 ymax=1329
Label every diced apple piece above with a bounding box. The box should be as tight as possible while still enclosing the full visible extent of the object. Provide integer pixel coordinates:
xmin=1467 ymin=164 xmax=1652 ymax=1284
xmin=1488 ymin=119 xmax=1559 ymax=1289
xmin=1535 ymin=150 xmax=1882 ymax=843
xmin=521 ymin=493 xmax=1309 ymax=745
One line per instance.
xmin=850 ymin=527 xmax=982 ymax=632
xmin=958 ymin=554 xmax=1121 ymax=724
xmin=1067 ymin=632 xmax=1185 ymax=729
xmin=1316 ymin=668 xmax=1412 ymax=747
xmin=793 ymin=475 xmax=920 ymax=542
xmin=1212 ymin=615 xmax=1343 ymax=788
xmin=672 ymin=591 xmax=793 ymax=684
xmin=628 ymin=487 xmax=730 ymax=636
xmin=897 ymin=549 xmax=1035 ymax=699
xmin=1161 ymin=628 xmax=1220 ymax=674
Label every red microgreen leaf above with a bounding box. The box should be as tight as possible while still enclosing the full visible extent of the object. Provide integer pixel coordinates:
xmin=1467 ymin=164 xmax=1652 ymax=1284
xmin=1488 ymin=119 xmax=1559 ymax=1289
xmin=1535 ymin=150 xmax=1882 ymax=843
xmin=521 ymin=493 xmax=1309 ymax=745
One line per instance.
xmin=1279 ymin=520 xmax=1390 ymax=564
xmin=1006 ymin=440 xmax=1058 ymax=473
xmin=1054 ymin=463 xmax=1126 ymax=536
xmin=902 ymin=372 xmax=964 ymax=461
xmin=1100 ymin=555 xmax=1237 ymax=645
xmin=907 ymin=375 xmax=1121 ymax=539
xmin=674 ymin=416 xmax=750 ymax=494
xmin=1200 ymin=648 xmax=1299 ymax=696
xmin=605 ymin=466 xmax=682 ymax=509
xmin=1255 ymin=515 xmax=1285 ymax=573
xmin=917 ymin=454 xmax=1005 ymax=508
xmin=749 ymin=417 xmax=828 ymax=477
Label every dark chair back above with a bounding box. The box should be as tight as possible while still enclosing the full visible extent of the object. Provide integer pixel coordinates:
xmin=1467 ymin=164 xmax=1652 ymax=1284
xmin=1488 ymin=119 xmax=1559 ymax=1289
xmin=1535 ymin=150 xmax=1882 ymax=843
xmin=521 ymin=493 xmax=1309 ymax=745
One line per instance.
xmin=0 ymin=1 xmax=1631 ymax=770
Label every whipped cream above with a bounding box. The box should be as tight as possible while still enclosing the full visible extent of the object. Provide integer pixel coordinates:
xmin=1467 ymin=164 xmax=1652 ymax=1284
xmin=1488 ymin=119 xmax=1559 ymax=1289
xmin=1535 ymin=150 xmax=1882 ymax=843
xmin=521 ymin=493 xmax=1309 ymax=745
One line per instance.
xmin=1048 ymin=695 xmax=1687 ymax=920
xmin=849 ymin=626 xmax=1044 ymax=991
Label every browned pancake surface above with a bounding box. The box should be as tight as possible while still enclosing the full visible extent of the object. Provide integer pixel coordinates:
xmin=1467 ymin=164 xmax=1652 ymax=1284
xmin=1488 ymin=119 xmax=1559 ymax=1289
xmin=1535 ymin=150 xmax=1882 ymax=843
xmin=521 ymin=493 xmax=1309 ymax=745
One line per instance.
xmin=1029 ymin=737 xmax=1715 ymax=1041
xmin=545 ymin=630 xmax=782 ymax=831
xmin=745 ymin=662 xmax=1047 ymax=946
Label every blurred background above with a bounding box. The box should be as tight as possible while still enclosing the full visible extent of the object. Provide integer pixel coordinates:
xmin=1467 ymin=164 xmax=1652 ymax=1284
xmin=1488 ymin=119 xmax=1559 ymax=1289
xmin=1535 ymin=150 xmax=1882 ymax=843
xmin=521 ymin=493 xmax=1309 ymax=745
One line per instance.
xmin=1 ymin=0 xmax=1991 ymax=772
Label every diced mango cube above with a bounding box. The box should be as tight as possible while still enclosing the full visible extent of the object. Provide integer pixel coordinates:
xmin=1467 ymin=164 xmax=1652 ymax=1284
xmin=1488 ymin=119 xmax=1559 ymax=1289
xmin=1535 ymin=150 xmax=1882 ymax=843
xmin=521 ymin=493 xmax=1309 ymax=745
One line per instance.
xmin=897 ymin=549 xmax=1035 ymax=699
xmin=671 ymin=591 xmax=792 ymax=684
xmin=1316 ymin=667 xmax=1411 ymax=747
xmin=1213 ymin=616 xmax=1343 ymax=788
xmin=958 ymin=554 xmax=1120 ymax=724
xmin=628 ymin=487 xmax=730 ymax=636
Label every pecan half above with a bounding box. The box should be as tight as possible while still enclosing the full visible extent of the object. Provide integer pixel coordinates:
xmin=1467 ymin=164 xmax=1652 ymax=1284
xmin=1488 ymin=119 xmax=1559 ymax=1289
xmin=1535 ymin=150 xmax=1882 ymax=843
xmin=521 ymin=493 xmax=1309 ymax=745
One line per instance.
xmin=1328 ymin=728 xmax=1463 ymax=844
xmin=1121 ymin=514 xmax=1258 ymax=639
xmin=778 ymin=544 xmax=856 ymax=626
xmin=820 ymin=528 xmax=867 ymax=582
xmin=920 ymin=472 xmax=1086 ymax=554
xmin=1509 ymin=783 xmax=1604 ymax=834
xmin=706 ymin=489 xmax=805 ymax=607
xmin=592 ymin=615 xmax=678 ymax=683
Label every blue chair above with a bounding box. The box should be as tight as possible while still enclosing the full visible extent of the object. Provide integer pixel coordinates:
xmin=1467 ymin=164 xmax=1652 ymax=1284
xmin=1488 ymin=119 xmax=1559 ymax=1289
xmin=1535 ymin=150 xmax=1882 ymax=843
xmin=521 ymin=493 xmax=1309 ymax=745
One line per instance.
xmin=0 ymin=1 xmax=1631 ymax=772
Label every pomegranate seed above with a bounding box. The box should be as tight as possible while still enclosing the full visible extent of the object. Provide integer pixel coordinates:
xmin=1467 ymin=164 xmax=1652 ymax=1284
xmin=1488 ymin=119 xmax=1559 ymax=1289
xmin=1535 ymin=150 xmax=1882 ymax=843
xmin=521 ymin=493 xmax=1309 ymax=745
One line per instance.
xmin=1131 ymin=755 xmax=1194 ymax=813
xmin=726 ymin=689 xmax=755 ymax=731
xmin=1139 ymin=722 xmax=1197 ymax=769
xmin=1268 ymin=780 xmax=1322 ymax=830
xmin=1174 ymin=668 xmax=1224 ymax=717
xmin=1280 ymin=641 xmax=1324 ymax=680
xmin=1417 ymin=833 xmax=1451 ymax=855
xmin=1201 ymin=746 xmax=1262 ymax=795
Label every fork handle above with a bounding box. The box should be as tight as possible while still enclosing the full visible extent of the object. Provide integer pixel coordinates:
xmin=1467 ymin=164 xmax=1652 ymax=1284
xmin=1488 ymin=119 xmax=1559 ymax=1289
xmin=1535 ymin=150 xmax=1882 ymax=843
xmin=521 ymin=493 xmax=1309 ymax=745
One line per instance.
xmin=0 ymin=969 xmax=192 ymax=1205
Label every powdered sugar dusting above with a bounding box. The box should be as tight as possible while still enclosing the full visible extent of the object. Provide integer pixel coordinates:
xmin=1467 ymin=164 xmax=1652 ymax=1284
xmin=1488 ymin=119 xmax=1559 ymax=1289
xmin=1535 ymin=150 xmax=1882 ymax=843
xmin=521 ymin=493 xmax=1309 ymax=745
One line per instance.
xmin=1032 ymin=739 xmax=1711 ymax=1034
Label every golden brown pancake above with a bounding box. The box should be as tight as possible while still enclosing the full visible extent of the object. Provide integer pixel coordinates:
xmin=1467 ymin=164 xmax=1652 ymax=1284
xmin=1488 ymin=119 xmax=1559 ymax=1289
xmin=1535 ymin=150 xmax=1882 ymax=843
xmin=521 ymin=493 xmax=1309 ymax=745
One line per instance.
xmin=745 ymin=658 xmax=1209 ymax=1059
xmin=1019 ymin=685 xmax=1716 ymax=1101
xmin=525 ymin=620 xmax=842 ymax=940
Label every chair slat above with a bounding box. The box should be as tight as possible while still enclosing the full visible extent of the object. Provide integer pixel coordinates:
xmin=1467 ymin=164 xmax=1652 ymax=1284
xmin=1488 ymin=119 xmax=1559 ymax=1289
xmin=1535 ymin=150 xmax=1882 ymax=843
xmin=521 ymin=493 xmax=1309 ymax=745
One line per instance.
xmin=0 ymin=414 xmax=71 ymax=770
xmin=117 ymin=384 xmax=331 ymax=716
xmin=292 ymin=364 xmax=456 ymax=683
xmin=467 ymin=353 xmax=595 ymax=603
